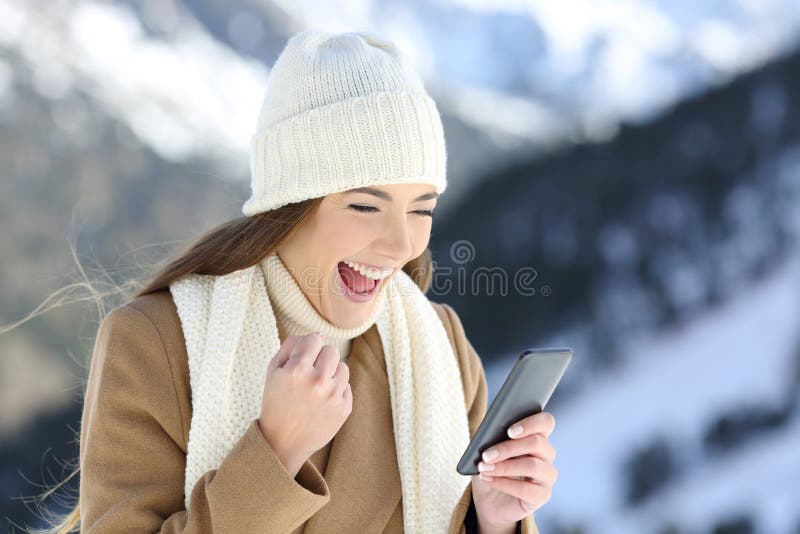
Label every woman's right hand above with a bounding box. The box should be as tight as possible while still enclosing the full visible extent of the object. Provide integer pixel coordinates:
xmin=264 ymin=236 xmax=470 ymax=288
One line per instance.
xmin=257 ymin=332 xmax=353 ymax=477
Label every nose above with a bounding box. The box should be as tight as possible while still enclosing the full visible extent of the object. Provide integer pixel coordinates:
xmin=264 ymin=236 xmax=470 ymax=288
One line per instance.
xmin=379 ymin=213 xmax=414 ymax=265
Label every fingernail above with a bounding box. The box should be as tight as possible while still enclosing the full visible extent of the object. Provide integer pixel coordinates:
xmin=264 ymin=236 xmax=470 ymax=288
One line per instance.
xmin=478 ymin=461 xmax=495 ymax=472
xmin=482 ymin=448 xmax=498 ymax=462
xmin=508 ymin=424 xmax=523 ymax=438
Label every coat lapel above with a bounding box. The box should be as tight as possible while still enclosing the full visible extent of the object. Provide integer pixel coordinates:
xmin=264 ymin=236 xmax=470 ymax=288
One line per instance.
xmin=302 ymin=323 xmax=403 ymax=533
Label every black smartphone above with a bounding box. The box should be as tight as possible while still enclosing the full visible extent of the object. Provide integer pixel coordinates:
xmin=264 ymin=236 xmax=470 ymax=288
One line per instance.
xmin=456 ymin=348 xmax=573 ymax=476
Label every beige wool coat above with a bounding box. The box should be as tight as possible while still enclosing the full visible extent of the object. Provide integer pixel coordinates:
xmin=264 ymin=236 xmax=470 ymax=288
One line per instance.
xmin=78 ymin=289 xmax=539 ymax=533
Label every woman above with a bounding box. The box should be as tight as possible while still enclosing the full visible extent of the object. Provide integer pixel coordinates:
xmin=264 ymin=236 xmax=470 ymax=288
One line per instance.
xmin=72 ymin=29 xmax=558 ymax=533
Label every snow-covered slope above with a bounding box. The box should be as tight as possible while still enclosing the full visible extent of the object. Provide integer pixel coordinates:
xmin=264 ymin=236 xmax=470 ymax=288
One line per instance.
xmin=484 ymin=252 xmax=800 ymax=532
xmin=0 ymin=0 xmax=266 ymax=178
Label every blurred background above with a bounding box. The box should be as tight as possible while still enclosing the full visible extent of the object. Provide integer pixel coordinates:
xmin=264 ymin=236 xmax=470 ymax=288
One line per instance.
xmin=2 ymin=0 xmax=800 ymax=532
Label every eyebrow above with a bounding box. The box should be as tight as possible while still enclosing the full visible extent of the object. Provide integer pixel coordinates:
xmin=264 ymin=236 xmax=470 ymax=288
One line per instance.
xmin=346 ymin=187 xmax=439 ymax=202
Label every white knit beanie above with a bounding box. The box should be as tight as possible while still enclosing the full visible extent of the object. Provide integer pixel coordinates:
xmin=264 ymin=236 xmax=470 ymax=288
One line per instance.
xmin=243 ymin=29 xmax=448 ymax=216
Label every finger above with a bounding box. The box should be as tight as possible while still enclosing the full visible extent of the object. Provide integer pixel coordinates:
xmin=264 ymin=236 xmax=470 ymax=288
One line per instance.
xmin=342 ymin=382 xmax=353 ymax=406
xmin=285 ymin=332 xmax=325 ymax=368
xmin=477 ymin=456 xmax=557 ymax=486
xmin=481 ymin=434 xmax=555 ymax=464
xmin=313 ymin=345 xmax=341 ymax=378
xmin=268 ymin=335 xmax=303 ymax=370
xmin=506 ymin=411 xmax=556 ymax=439
xmin=477 ymin=474 xmax=550 ymax=506
xmin=331 ymin=361 xmax=350 ymax=398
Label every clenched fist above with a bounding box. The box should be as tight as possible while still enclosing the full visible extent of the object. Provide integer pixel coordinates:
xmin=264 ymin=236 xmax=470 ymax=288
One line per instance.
xmin=257 ymin=332 xmax=352 ymax=477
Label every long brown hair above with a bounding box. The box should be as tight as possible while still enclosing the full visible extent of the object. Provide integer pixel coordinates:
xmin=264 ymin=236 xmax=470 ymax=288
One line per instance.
xmin=35 ymin=196 xmax=435 ymax=534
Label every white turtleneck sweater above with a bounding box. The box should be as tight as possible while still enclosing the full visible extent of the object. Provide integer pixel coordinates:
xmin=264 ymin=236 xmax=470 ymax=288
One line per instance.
xmin=260 ymin=251 xmax=389 ymax=360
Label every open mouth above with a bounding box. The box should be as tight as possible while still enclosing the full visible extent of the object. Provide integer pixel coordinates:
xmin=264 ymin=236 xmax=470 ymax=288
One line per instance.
xmin=337 ymin=261 xmax=380 ymax=296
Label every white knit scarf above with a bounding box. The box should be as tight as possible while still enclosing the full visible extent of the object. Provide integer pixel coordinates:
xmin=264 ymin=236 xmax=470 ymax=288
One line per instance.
xmin=169 ymin=254 xmax=471 ymax=533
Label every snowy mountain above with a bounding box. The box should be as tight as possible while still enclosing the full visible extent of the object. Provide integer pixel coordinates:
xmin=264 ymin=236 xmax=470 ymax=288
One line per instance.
xmin=3 ymin=0 xmax=800 ymax=211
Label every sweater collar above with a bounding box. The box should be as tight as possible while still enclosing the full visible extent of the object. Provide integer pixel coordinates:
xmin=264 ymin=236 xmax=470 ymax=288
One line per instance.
xmin=259 ymin=251 xmax=389 ymax=359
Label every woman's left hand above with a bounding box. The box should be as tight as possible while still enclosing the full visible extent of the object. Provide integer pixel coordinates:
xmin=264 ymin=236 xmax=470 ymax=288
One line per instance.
xmin=470 ymin=411 xmax=558 ymax=531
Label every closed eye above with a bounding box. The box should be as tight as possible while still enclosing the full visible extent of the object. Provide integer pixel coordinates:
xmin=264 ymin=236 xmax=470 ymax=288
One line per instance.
xmin=349 ymin=204 xmax=435 ymax=218
xmin=348 ymin=204 xmax=379 ymax=213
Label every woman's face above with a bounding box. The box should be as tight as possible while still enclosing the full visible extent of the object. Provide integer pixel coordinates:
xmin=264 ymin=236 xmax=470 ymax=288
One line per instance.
xmin=275 ymin=182 xmax=438 ymax=329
